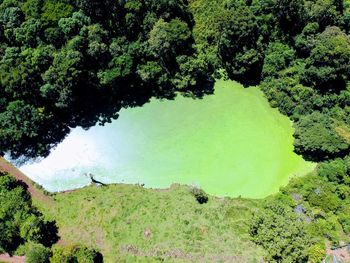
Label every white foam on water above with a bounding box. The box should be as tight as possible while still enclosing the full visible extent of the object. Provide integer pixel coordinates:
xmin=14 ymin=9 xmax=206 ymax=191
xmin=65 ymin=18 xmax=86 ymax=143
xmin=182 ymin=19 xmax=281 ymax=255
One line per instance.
xmin=19 ymin=127 xmax=104 ymax=191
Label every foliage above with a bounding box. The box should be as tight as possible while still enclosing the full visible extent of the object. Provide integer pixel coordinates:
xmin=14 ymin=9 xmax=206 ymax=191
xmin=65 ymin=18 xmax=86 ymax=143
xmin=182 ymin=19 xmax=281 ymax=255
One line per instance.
xmin=294 ymin=112 xmax=350 ymax=161
xmin=0 ymin=0 xmax=213 ymax=159
xmin=190 ymin=187 xmax=208 ymax=204
xmin=250 ymin=201 xmax=314 ymax=262
xmin=0 ymin=173 xmax=58 ymax=255
xmin=50 ymin=245 xmax=103 ymax=263
xmin=26 ymin=243 xmax=51 ymax=263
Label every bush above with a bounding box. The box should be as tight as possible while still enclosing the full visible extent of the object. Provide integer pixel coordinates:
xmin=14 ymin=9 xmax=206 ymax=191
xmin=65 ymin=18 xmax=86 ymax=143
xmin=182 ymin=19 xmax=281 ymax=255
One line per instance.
xmin=294 ymin=112 xmax=349 ymax=161
xmin=0 ymin=173 xmax=58 ymax=255
xmin=308 ymin=243 xmax=326 ymax=263
xmin=190 ymin=187 xmax=208 ymax=204
xmin=26 ymin=243 xmax=51 ymax=263
xmin=318 ymin=157 xmax=350 ymax=185
xmin=50 ymin=245 xmax=103 ymax=263
xmin=250 ymin=202 xmax=314 ymax=262
xmin=338 ymin=213 xmax=350 ymax=233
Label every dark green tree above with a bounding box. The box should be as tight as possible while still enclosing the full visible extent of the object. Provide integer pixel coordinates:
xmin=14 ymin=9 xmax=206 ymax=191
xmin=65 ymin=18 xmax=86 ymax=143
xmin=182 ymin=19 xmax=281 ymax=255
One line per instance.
xmin=294 ymin=112 xmax=350 ymax=161
xmin=218 ymin=4 xmax=263 ymax=85
xmin=302 ymin=26 xmax=350 ymax=91
xmin=0 ymin=173 xmax=58 ymax=255
xmin=250 ymin=202 xmax=313 ymax=262
xmin=0 ymin=0 xmax=213 ymax=159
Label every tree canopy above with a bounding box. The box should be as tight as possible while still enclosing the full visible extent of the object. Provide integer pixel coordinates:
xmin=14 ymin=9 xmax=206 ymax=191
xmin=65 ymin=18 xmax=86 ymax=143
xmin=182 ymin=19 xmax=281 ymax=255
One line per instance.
xmin=0 ymin=173 xmax=58 ymax=255
xmin=0 ymin=0 xmax=214 ymax=159
xmin=199 ymin=0 xmax=350 ymax=163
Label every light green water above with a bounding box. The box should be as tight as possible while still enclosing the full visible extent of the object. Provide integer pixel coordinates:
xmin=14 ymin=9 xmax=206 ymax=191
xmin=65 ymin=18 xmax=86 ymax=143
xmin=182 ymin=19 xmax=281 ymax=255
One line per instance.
xmin=20 ymin=80 xmax=315 ymax=198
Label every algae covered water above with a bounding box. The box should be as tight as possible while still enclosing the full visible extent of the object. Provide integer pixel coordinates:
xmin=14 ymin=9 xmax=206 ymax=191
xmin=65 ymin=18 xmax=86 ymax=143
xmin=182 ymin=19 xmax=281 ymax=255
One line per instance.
xmin=19 ymin=80 xmax=315 ymax=198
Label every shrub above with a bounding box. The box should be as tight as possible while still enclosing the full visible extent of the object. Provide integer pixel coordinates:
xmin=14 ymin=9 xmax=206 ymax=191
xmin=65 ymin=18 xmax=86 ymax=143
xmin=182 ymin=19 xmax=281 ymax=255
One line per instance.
xmin=190 ymin=187 xmax=208 ymax=204
xmin=308 ymin=243 xmax=326 ymax=263
xmin=250 ymin=202 xmax=313 ymax=262
xmin=338 ymin=213 xmax=350 ymax=233
xmin=50 ymin=245 xmax=103 ymax=263
xmin=0 ymin=173 xmax=58 ymax=255
xmin=26 ymin=243 xmax=51 ymax=263
xmin=318 ymin=157 xmax=350 ymax=185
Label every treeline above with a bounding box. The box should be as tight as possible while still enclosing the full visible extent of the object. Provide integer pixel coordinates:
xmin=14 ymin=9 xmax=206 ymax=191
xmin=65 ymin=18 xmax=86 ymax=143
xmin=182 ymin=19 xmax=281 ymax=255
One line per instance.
xmin=0 ymin=0 xmax=214 ymax=159
xmin=190 ymin=0 xmax=350 ymax=261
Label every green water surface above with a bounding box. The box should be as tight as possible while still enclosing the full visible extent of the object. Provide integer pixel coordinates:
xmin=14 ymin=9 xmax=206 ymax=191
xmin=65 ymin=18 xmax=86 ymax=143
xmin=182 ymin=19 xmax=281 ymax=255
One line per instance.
xmin=20 ymin=80 xmax=315 ymax=198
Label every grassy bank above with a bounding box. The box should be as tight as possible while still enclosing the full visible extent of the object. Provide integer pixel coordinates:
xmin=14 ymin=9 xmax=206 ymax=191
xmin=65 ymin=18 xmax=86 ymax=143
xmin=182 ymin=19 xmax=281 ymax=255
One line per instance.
xmin=37 ymin=184 xmax=265 ymax=262
xmin=2 ymin=155 xmax=350 ymax=262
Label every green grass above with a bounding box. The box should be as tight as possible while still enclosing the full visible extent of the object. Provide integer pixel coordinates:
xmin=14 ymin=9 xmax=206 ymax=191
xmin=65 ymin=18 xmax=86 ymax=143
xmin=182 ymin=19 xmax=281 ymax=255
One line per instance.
xmin=37 ymin=184 xmax=266 ymax=262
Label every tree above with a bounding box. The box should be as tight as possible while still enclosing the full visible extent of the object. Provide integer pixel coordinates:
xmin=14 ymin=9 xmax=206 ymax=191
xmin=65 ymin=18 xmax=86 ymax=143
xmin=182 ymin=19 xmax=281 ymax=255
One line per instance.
xmin=26 ymin=243 xmax=51 ymax=263
xmin=58 ymin=11 xmax=91 ymax=37
xmin=262 ymin=42 xmax=295 ymax=77
xmin=250 ymin=202 xmax=313 ymax=262
xmin=305 ymin=0 xmax=342 ymax=30
xmin=302 ymin=26 xmax=350 ymax=91
xmin=295 ymin=22 xmax=320 ymax=56
xmin=318 ymin=157 xmax=350 ymax=185
xmin=0 ymin=173 xmax=58 ymax=255
xmin=0 ymin=101 xmax=59 ymax=158
xmin=294 ymin=112 xmax=350 ymax=161
xmin=40 ymin=0 xmax=73 ymax=24
xmin=274 ymin=0 xmax=306 ymax=35
xmin=14 ymin=18 xmax=42 ymax=47
xmin=148 ymin=18 xmax=191 ymax=66
xmin=218 ymin=4 xmax=263 ymax=85
xmin=50 ymin=245 xmax=103 ymax=263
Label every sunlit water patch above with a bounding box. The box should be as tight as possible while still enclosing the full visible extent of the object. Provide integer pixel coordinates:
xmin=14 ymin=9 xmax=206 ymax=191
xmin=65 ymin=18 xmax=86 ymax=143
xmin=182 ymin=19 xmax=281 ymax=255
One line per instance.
xmin=17 ymin=80 xmax=315 ymax=198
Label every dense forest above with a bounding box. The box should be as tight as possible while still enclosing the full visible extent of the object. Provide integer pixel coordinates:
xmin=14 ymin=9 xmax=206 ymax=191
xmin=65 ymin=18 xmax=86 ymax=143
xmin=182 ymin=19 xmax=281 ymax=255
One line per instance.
xmin=0 ymin=0 xmax=213 ymax=159
xmin=191 ymin=0 xmax=350 ymax=162
xmin=2 ymin=0 xmax=349 ymax=163
xmin=2 ymin=0 xmax=350 ymax=261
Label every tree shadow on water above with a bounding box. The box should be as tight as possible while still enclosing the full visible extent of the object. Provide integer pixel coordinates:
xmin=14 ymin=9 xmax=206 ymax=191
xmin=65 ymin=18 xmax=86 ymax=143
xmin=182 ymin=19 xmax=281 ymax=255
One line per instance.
xmin=6 ymin=77 xmax=214 ymax=163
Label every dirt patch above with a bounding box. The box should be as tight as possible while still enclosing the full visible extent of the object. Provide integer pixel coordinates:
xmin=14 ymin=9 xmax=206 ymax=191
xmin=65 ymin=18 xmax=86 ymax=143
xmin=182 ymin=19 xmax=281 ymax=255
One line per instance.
xmin=327 ymin=247 xmax=350 ymax=262
xmin=0 ymin=254 xmax=25 ymax=263
xmin=144 ymin=228 xmax=152 ymax=239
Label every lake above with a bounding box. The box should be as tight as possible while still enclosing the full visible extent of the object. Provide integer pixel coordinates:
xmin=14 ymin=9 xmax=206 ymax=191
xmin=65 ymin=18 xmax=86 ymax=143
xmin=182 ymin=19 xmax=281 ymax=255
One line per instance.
xmin=19 ymin=80 xmax=315 ymax=198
